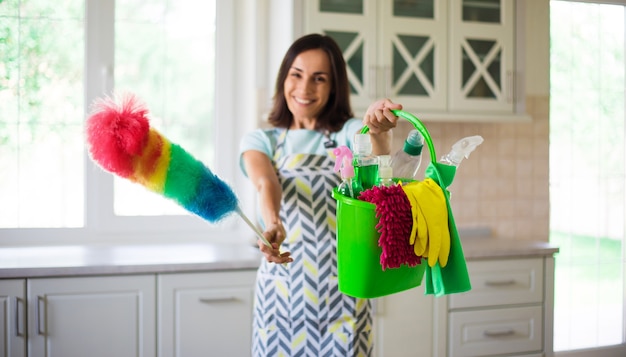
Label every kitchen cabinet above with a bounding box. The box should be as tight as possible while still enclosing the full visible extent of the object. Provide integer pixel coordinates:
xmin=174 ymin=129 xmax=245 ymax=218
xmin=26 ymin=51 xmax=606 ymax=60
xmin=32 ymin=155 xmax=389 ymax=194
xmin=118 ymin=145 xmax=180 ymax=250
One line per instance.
xmin=0 ymin=241 xmax=556 ymax=356
xmin=302 ymin=0 xmax=523 ymax=120
xmin=0 ymin=271 xmax=256 ymax=357
xmin=0 ymin=279 xmax=26 ymax=357
xmin=373 ymin=286 xmax=435 ymax=357
xmin=373 ymin=251 xmax=556 ymax=357
xmin=157 ymin=270 xmax=256 ymax=357
xmin=27 ymin=275 xmax=156 ymax=357
xmin=445 ymin=257 xmax=555 ymax=357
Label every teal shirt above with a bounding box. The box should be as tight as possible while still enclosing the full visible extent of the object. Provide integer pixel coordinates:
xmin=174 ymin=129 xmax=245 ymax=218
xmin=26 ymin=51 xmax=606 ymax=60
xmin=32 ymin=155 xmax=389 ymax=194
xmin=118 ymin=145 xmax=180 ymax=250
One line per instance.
xmin=238 ymin=118 xmax=363 ymax=177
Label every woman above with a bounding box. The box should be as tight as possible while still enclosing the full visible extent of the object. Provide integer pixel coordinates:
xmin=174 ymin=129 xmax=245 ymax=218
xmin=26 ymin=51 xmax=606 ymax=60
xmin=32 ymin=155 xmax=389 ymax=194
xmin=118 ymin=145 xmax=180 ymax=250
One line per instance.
xmin=239 ymin=33 xmax=401 ymax=356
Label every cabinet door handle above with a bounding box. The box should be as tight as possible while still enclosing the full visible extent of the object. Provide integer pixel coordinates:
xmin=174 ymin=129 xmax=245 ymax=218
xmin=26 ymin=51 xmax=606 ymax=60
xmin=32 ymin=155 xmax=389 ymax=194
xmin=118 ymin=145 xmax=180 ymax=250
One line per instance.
xmin=37 ymin=295 xmax=46 ymax=336
xmin=484 ymin=279 xmax=516 ymax=287
xmin=14 ymin=296 xmax=24 ymax=337
xmin=484 ymin=328 xmax=515 ymax=338
xmin=199 ymin=297 xmax=238 ymax=304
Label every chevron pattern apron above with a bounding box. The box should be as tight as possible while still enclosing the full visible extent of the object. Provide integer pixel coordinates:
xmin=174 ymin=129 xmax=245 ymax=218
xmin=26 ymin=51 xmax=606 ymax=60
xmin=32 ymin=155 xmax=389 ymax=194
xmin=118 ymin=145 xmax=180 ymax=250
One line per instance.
xmin=252 ymin=130 xmax=372 ymax=357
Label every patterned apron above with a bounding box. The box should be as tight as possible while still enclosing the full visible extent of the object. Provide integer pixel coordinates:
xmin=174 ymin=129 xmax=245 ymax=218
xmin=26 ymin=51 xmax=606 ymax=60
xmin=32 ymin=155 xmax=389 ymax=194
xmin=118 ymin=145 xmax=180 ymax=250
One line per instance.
xmin=252 ymin=130 xmax=372 ymax=357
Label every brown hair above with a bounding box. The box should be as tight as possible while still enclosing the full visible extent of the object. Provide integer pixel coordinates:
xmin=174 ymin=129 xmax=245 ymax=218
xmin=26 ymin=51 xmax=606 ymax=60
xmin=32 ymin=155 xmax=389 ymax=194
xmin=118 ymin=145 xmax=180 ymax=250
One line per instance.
xmin=267 ymin=33 xmax=353 ymax=132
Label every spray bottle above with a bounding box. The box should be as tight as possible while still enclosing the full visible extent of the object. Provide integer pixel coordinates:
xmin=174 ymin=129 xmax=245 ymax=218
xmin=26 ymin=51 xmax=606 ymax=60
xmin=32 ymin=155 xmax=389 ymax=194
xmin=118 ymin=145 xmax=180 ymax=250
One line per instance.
xmin=333 ymin=145 xmax=361 ymax=198
xmin=391 ymin=129 xmax=424 ymax=181
xmin=353 ymin=133 xmax=379 ymax=190
xmin=440 ymin=135 xmax=484 ymax=167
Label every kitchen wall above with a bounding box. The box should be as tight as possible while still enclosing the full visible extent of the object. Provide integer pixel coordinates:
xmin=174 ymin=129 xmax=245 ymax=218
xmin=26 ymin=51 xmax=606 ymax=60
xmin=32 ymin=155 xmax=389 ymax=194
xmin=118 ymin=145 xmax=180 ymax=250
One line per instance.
xmin=391 ymin=1 xmax=550 ymax=241
xmin=393 ymin=95 xmax=550 ymax=241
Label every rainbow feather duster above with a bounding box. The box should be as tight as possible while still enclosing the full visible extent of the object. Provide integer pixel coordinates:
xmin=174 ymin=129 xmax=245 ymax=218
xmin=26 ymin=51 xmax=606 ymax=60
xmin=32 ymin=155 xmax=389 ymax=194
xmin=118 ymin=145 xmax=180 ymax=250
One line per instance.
xmin=86 ymin=93 xmax=270 ymax=246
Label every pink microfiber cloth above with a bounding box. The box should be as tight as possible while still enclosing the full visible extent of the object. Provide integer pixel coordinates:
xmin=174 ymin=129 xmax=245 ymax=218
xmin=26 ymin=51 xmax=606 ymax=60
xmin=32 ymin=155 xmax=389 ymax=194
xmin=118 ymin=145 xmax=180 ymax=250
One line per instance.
xmin=359 ymin=185 xmax=422 ymax=270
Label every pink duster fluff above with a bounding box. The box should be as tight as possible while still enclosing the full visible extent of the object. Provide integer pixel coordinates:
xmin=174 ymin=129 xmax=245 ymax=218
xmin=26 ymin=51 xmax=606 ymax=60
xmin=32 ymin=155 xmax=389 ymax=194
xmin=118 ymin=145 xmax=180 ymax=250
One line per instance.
xmin=359 ymin=185 xmax=422 ymax=270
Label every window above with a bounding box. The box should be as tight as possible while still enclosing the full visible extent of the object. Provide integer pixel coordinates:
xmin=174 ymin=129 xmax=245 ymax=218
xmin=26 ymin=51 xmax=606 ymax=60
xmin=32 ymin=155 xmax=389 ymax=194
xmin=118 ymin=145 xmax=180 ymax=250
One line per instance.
xmin=0 ymin=0 xmax=245 ymax=242
xmin=550 ymin=0 xmax=626 ymax=354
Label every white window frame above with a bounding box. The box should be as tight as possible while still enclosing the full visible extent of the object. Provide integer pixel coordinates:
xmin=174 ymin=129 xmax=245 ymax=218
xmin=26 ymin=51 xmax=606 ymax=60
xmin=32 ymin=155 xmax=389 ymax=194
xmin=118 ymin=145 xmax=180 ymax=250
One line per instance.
xmin=2 ymin=0 xmax=258 ymax=245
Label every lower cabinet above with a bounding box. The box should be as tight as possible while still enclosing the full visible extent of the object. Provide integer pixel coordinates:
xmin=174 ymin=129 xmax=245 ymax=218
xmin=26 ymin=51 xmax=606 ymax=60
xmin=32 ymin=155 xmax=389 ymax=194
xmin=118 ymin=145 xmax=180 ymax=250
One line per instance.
xmin=0 ymin=255 xmax=555 ymax=357
xmin=373 ymin=286 xmax=435 ymax=357
xmin=0 ymin=270 xmax=257 ymax=357
xmin=27 ymin=275 xmax=156 ymax=357
xmin=445 ymin=256 xmax=555 ymax=357
xmin=0 ymin=279 xmax=26 ymax=357
xmin=374 ymin=255 xmax=556 ymax=357
xmin=157 ymin=271 xmax=255 ymax=357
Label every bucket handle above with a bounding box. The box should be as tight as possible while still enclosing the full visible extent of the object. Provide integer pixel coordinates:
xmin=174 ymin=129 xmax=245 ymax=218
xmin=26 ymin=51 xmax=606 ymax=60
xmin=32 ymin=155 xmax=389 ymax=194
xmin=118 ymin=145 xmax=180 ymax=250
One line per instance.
xmin=359 ymin=110 xmax=436 ymax=163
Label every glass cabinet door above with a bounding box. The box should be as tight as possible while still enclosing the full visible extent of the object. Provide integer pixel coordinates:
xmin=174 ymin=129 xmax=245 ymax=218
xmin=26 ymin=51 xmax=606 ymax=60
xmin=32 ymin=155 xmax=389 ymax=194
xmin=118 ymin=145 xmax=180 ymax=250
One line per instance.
xmin=319 ymin=0 xmax=363 ymax=14
xmin=450 ymin=0 xmax=515 ymax=112
xmin=381 ymin=0 xmax=447 ymax=112
xmin=304 ymin=0 xmax=518 ymax=115
xmin=304 ymin=0 xmax=377 ymax=112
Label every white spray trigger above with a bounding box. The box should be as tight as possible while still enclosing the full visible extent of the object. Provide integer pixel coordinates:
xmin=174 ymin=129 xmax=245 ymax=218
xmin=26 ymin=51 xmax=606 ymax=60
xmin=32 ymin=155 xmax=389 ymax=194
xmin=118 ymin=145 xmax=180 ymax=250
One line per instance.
xmin=452 ymin=135 xmax=484 ymax=159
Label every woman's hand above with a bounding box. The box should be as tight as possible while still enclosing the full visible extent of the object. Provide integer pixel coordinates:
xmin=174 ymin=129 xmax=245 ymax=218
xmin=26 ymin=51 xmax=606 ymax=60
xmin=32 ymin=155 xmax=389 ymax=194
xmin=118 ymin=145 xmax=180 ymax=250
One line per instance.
xmin=363 ymin=98 xmax=402 ymax=134
xmin=363 ymin=98 xmax=402 ymax=155
xmin=258 ymin=221 xmax=293 ymax=264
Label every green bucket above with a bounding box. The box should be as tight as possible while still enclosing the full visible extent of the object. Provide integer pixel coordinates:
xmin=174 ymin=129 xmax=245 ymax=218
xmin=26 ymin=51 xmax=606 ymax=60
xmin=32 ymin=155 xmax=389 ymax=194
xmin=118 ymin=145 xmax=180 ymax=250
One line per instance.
xmin=332 ymin=110 xmax=437 ymax=298
xmin=332 ymin=188 xmax=426 ymax=298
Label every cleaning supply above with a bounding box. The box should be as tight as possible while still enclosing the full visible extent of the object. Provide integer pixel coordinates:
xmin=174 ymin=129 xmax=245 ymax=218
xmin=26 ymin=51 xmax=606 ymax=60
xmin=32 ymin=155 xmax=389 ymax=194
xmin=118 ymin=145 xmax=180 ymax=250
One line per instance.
xmin=377 ymin=155 xmax=395 ymax=187
xmin=440 ymin=135 xmax=484 ymax=167
xmin=402 ymin=179 xmax=451 ymax=267
xmin=403 ymin=187 xmax=428 ymax=257
xmin=358 ymin=184 xmax=421 ymax=270
xmin=353 ymin=133 xmax=379 ymax=190
xmin=424 ymin=161 xmax=472 ymax=296
xmin=333 ymin=145 xmax=359 ymax=198
xmin=85 ymin=92 xmax=272 ymax=248
xmin=353 ymin=109 xmax=472 ymax=297
xmin=332 ymin=186 xmax=427 ymax=298
xmin=391 ymin=129 xmax=424 ymax=181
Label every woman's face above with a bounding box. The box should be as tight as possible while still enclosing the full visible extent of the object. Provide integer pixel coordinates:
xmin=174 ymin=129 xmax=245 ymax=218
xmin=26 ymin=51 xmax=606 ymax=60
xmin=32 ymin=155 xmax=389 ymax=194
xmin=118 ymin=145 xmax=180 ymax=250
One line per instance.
xmin=284 ymin=49 xmax=332 ymax=126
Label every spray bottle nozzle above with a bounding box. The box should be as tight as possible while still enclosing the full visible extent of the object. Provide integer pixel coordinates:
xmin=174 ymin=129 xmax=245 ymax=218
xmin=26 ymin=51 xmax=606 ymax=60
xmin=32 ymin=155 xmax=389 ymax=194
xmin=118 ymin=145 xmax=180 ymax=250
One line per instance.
xmin=333 ymin=145 xmax=354 ymax=179
xmin=453 ymin=135 xmax=484 ymax=159
xmin=442 ymin=135 xmax=484 ymax=167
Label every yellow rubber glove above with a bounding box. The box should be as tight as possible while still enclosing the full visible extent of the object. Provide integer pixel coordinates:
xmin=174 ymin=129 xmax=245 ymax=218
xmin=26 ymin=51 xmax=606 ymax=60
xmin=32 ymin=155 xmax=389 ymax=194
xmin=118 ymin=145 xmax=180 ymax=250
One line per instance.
xmin=402 ymin=184 xmax=428 ymax=257
xmin=420 ymin=178 xmax=450 ymax=267
xmin=402 ymin=179 xmax=450 ymax=267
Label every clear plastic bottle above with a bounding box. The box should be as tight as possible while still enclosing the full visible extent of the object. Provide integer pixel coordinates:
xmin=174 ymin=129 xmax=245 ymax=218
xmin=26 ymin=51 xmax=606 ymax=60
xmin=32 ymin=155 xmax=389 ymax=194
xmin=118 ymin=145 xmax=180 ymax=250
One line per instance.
xmin=391 ymin=129 xmax=424 ymax=181
xmin=440 ymin=135 xmax=484 ymax=167
xmin=377 ymin=155 xmax=395 ymax=187
xmin=353 ymin=133 xmax=379 ymax=191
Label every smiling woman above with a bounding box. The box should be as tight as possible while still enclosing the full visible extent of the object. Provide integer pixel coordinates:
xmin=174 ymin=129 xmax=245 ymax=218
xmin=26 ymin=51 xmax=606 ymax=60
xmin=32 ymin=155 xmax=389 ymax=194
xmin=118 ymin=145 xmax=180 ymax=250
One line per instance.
xmin=0 ymin=0 xmax=244 ymax=242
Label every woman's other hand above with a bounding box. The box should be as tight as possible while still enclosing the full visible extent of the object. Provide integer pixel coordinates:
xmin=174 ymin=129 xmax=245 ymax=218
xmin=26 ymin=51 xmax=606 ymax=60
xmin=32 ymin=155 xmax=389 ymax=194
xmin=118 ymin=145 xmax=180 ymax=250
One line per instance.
xmin=258 ymin=222 xmax=293 ymax=264
xmin=363 ymin=98 xmax=402 ymax=134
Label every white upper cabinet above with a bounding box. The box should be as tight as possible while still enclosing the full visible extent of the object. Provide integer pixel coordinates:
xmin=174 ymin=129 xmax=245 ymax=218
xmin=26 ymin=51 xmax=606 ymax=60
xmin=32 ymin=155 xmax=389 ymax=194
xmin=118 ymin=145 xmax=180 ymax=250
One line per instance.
xmin=302 ymin=0 xmax=524 ymax=121
xmin=449 ymin=0 xmax=515 ymax=113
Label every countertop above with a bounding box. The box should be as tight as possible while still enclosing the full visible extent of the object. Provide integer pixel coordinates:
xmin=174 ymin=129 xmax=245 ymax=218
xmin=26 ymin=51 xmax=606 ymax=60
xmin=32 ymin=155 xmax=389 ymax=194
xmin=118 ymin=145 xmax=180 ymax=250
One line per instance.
xmin=0 ymin=243 xmax=263 ymax=279
xmin=0 ymin=237 xmax=559 ymax=279
xmin=462 ymin=237 xmax=559 ymax=260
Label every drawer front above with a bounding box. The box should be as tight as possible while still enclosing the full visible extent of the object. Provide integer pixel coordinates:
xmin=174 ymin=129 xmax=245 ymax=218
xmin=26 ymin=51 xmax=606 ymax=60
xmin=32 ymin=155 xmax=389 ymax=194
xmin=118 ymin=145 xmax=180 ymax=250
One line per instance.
xmin=449 ymin=258 xmax=544 ymax=309
xmin=449 ymin=306 xmax=543 ymax=357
